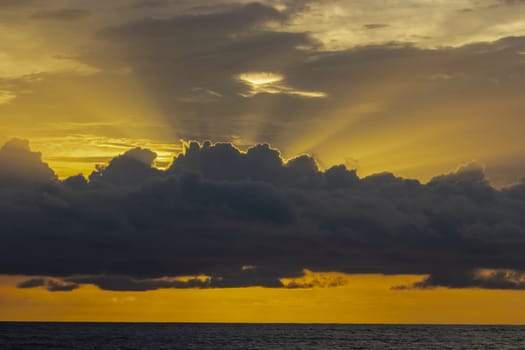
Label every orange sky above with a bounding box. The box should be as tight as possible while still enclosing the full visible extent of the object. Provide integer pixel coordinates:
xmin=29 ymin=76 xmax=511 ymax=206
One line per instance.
xmin=2 ymin=274 xmax=525 ymax=324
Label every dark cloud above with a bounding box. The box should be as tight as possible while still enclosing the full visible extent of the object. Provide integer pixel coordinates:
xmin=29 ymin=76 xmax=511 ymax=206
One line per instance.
xmin=0 ymin=138 xmax=56 ymax=185
xmin=495 ymin=0 xmax=525 ymax=6
xmin=100 ymin=2 xmax=287 ymax=42
xmin=66 ymin=276 xmax=208 ymax=291
xmin=66 ymin=269 xmax=286 ymax=290
xmin=132 ymin=0 xmax=173 ymax=9
xmin=363 ymin=23 xmax=389 ymax=30
xmin=89 ymin=147 xmax=161 ymax=187
xmin=429 ymin=162 xmax=486 ymax=185
xmin=29 ymin=8 xmax=90 ymax=21
xmin=17 ymin=278 xmax=46 ymax=289
xmin=1 ymin=1 xmax=524 ymax=293
xmin=0 ymin=0 xmax=39 ymax=8
xmin=1 ymin=140 xmax=525 ymax=292
xmin=397 ymin=269 xmax=525 ymax=290
xmin=17 ymin=277 xmax=78 ymax=292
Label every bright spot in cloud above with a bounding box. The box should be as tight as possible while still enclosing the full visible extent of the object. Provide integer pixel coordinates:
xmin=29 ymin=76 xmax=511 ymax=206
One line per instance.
xmin=237 ymin=71 xmax=326 ymax=98
xmin=239 ymin=72 xmax=284 ymax=85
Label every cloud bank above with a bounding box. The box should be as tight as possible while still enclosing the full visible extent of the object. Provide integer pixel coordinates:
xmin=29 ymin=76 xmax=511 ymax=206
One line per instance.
xmin=1 ymin=139 xmax=525 ymax=292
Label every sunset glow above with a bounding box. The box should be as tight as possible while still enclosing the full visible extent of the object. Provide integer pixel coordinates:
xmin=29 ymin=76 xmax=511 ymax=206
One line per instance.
xmin=1 ymin=0 xmax=525 ymax=325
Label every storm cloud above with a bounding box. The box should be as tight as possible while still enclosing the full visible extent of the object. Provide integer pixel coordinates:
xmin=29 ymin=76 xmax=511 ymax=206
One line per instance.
xmin=1 ymin=139 xmax=525 ymax=292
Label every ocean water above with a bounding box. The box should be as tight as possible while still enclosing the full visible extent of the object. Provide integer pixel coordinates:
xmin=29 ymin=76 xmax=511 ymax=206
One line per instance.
xmin=1 ymin=323 xmax=524 ymax=349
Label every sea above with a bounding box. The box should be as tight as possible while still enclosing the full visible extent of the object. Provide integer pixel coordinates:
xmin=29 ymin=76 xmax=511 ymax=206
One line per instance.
xmin=1 ymin=323 xmax=524 ymax=349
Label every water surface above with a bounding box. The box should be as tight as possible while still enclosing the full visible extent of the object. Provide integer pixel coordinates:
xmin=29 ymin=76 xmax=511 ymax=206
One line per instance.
xmin=1 ymin=322 xmax=524 ymax=349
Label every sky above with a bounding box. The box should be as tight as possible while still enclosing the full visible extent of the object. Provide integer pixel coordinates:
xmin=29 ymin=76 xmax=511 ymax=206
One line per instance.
xmin=1 ymin=0 xmax=525 ymax=323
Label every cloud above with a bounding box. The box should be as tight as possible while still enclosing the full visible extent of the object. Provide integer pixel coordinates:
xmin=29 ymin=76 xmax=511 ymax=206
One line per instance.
xmin=176 ymin=87 xmax=223 ymax=103
xmin=363 ymin=24 xmax=389 ymax=30
xmin=1 ymin=139 xmax=525 ymax=292
xmin=28 ymin=268 xmax=349 ymax=291
xmin=132 ymin=0 xmax=173 ymax=9
xmin=0 ymin=138 xmax=56 ymax=185
xmin=89 ymin=147 xmax=161 ymax=187
xmin=64 ymin=275 xmax=212 ymax=291
xmin=30 ymin=8 xmax=90 ymax=21
xmin=494 ymin=0 xmax=525 ymax=7
xmin=17 ymin=277 xmax=78 ymax=292
xmin=0 ymin=90 xmax=16 ymax=105
xmin=396 ymin=269 xmax=525 ymax=290
xmin=429 ymin=162 xmax=487 ymax=185
xmin=237 ymin=71 xmax=327 ymax=98
xmin=99 ymin=2 xmax=288 ymax=43
xmin=281 ymin=270 xmax=348 ymax=288
xmin=0 ymin=0 xmax=39 ymax=8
